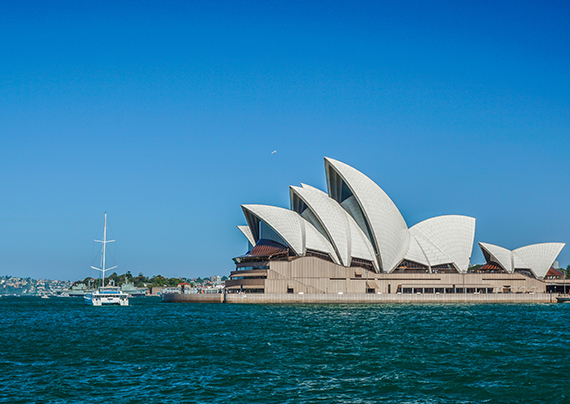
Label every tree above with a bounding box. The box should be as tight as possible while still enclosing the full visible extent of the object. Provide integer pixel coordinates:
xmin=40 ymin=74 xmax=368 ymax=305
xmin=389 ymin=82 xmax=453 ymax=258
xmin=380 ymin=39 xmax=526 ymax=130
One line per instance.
xmin=133 ymin=273 xmax=146 ymax=287
xmin=107 ymin=272 xmax=119 ymax=286
xmin=167 ymin=278 xmax=180 ymax=287
xmin=468 ymin=264 xmax=482 ymax=273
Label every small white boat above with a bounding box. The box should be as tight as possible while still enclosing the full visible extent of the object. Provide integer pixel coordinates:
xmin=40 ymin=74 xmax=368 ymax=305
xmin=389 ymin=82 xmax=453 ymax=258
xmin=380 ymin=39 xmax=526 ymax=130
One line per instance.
xmin=556 ymin=295 xmax=570 ymax=304
xmin=41 ymin=295 xmax=49 ymax=299
xmin=85 ymin=213 xmax=129 ymax=306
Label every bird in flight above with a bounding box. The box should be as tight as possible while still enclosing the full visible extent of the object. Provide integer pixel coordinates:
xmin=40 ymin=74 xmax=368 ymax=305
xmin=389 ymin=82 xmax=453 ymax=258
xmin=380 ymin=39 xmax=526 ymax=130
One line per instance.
xmin=271 ymin=150 xmax=277 ymax=154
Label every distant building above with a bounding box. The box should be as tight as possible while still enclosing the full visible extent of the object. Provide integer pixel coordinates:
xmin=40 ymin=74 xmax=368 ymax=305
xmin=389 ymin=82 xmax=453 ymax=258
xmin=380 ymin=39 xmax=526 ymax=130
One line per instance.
xmin=150 ymin=286 xmax=164 ymax=296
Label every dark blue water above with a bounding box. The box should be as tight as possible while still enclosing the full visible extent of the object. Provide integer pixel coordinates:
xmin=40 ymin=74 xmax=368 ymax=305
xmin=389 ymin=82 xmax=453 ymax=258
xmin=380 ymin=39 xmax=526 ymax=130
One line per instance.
xmin=1 ymin=297 xmax=569 ymax=403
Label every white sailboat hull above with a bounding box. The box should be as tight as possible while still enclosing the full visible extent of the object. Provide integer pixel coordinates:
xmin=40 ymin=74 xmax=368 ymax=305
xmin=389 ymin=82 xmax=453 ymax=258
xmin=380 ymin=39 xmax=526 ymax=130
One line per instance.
xmin=85 ymin=289 xmax=129 ymax=306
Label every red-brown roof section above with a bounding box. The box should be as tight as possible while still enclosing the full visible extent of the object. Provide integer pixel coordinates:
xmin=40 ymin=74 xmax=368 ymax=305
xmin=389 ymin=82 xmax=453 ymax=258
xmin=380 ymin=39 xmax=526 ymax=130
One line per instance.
xmin=249 ymin=239 xmax=289 ymax=257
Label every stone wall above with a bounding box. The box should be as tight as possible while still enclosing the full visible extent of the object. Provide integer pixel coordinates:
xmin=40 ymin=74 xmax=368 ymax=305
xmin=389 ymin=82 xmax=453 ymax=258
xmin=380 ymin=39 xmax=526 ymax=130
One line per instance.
xmin=225 ymin=293 xmax=554 ymax=304
xmin=163 ymin=292 xmax=555 ymax=304
xmin=162 ymin=293 xmax=224 ymax=303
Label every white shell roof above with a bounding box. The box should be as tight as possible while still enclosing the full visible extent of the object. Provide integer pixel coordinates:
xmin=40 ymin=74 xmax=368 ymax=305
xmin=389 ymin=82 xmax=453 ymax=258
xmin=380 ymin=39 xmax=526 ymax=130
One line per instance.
xmin=241 ymin=204 xmax=339 ymax=264
xmin=325 ymin=157 xmax=410 ymax=272
xmin=238 ymin=158 xmax=479 ymax=275
xmin=290 ymin=184 xmax=378 ymax=271
xmin=237 ymin=225 xmax=256 ymax=247
xmin=512 ymin=253 xmax=529 ymax=271
xmin=291 ymin=184 xmax=351 ymax=266
xmin=242 ymin=204 xmax=304 ymax=254
xmin=478 ymin=242 xmax=565 ymax=279
xmin=304 ymin=221 xmax=340 ymax=264
xmin=412 ymin=232 xmax=453 ymax=267
xmin=478 ymin=242 xmax=513 ymax=272
xmin=346 ymin=216 xmax=378 ymax=270
xmin=404 ymin=234 xmax=430 ymax=266
xmin=340 ymin=196 xmax=369 ymax=240
xmin=409 ymin=215 xmax=476 ymax=273
xmin=513 ymin=243 xmax=565 ymax=279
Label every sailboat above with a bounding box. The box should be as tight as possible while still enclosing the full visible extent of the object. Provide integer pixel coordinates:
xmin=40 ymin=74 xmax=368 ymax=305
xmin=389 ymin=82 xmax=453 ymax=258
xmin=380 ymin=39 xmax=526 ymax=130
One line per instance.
xmin=84 ymin=213 xmax=129 ymax=306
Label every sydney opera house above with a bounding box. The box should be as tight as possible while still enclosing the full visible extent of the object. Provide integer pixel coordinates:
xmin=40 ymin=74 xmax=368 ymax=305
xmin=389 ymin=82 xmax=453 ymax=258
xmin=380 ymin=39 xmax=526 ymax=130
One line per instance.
xmin=227 ymin=158 xmax=565 ymax=295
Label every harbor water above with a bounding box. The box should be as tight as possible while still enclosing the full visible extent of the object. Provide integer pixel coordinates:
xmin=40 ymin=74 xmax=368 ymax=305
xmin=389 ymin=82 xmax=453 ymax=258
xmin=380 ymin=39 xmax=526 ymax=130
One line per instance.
xmin=1 ymin=296 xmax=569 ymax=403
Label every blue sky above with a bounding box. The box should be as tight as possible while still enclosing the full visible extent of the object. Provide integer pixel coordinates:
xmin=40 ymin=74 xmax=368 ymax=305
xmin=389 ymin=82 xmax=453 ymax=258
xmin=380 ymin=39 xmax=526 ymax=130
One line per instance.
xmin=2 ymin=0 xmax=569 ymax=280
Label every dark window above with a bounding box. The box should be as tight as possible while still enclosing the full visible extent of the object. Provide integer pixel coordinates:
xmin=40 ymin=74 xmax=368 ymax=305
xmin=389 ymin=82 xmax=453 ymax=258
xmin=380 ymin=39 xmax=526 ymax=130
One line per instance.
xmin=243 ymin=288 xmax=264 ymax=294
xmin=395 ymin=260 xmax=429 ymax=273
xmin=306 ymin=249 xmax=334 ymax=262
xmin=514 ymin=268 xmax=535 ymax=278
xmin=350 ymin=258 xmax=375 ymax=271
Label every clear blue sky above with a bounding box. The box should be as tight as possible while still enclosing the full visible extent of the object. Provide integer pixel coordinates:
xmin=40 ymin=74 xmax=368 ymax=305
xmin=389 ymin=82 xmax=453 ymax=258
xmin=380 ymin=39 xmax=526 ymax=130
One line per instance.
xmin=2 ymin=0 xmax=569 ymax=280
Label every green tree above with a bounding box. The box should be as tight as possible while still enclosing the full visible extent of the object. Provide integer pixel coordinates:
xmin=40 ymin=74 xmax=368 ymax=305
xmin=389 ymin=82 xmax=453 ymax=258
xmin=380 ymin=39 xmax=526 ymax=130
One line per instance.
xmin=106 ymin=272 xmax=119 ymax=286
xmin=468 ymin=264 xmax=482 ymax=273
xmin=149 ymin=275 xmax=167 ymax=287
xmin=133 ymin=274 xmax=146 ymax=287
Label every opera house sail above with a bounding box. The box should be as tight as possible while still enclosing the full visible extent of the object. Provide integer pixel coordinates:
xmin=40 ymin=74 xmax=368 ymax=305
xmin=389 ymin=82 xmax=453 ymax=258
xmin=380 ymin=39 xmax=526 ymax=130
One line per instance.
xmin=478 ymin=242 xmax=565 ymax=279
xmin=227 ymin=158 xmax=565 ymax=295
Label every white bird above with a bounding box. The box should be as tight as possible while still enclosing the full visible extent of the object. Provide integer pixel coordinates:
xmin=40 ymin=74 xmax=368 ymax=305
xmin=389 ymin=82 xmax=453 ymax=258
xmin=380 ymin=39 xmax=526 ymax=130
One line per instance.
xmin=271 ymin=150 xmax=277 ymax=154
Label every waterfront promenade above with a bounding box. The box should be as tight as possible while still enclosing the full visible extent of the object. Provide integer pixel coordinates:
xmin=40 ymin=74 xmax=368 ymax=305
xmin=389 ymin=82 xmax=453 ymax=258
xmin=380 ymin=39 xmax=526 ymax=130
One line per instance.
xmin=163 ymin=292 xmax=557 ymax=304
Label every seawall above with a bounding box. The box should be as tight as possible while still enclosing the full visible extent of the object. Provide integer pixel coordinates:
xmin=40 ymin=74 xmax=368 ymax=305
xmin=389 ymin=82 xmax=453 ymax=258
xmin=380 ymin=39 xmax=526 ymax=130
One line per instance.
xmin=163 ymin=292 xmax=556 ymax=304
xmin=162 ymin=293 xmax=224 ymax=303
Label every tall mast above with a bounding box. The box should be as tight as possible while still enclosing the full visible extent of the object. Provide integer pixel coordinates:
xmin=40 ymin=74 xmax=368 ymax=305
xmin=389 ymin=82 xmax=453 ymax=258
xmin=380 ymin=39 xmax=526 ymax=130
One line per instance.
xmin=102 ymin=212 xmax=107 ymax=287
xmin=91 ymin=212 xmax=116 ymax=288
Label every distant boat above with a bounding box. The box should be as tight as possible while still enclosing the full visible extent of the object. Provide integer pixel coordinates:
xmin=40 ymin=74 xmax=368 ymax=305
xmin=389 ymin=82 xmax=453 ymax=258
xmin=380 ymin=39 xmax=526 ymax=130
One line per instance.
xmin=41 ymin=295 xmax=49 ymax=299
xmin=556 ymin=295 xmax=570 ymax=303
xmin=121 ymin=281 xmax=148 ymax=297
xmin=62 ymin=282 xmax=95 ymax=297
xmin=84 ymin=213 xmax=129 ymax=306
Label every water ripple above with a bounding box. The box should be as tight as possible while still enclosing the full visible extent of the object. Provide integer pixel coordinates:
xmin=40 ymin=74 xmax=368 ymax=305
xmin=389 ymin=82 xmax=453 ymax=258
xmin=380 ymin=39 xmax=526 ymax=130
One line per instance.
xmin=1 ymin=298 xmax=569 ymax=403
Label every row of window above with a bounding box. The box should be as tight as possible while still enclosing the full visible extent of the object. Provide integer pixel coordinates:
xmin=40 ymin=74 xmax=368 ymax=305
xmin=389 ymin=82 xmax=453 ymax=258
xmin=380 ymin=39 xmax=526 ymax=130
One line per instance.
xmin=236 ymin=266 xmax=269 ymax=271
xmin=399 ymin=287 xmax=494 ymax=294
xmin=231 ymin=276 xmax=267 ymax=280
xmin=226 ymin=288 xmax=265 ymax=294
